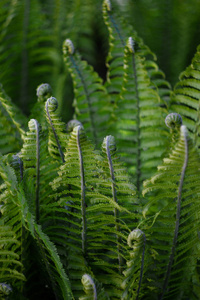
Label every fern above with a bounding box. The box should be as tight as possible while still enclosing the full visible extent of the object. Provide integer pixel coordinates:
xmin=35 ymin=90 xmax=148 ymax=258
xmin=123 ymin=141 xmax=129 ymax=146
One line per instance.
xmin=63 ymin=39 xmax=112 ymax=147
xmin=142 ymin=116 xmax=200 ymax=299
xmin=102 ymin=0 xmax=171 ymax=106
xmin=45 ymin=96 xmax=68 ymax=163
xmin=122 ymin=229 xmax=147 ymax=300
xmin=170 ymin=45 xmax=200 ymax=149
xmin=115 ymin=37 xmax=168 ymax=190
xmin=80 ymin=274 xmax=110 ymax=300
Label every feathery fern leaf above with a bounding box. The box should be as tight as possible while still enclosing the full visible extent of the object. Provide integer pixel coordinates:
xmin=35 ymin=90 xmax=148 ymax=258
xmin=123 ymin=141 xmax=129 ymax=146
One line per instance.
xmin=45 ymin=96 xmax=69 ymax=163
xmin=102 ymin=0 xmax=171 ymax=106
xmin=116 ymin=37 xmax=168 ymax=190
xmin=0 ymin=85 xmax=26 ymax=155
xmin=142 ymin=119 xmax=200 ymax=299
xmin=170 ymin=45 xmax=200 ymax=149
xmin=50 ymin=124 xmax=96 ymax=298
xmin=122 ymin=229 xmax=147 ymax=300
xmin=63 ymin=39 xmax=112 ymax=147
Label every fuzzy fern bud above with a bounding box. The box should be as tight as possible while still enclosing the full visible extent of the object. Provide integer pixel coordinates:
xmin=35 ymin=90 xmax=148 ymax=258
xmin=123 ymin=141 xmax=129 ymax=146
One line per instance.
xmin=81 ymin=274 xmax=97 ymax=299
xmin=165 ymin=113 xmax=182 ymax=129
xmin=66 ymin=119 xmax=83 ymax=133
xmin=103 ymin=0 xmax=112 ymax=11
xmin=102 ymin=135 xmax=116 ymax=155
xmin=28 ymin=119 xmax=40 ymax=132
xmin=36 ymin=83 xmax=52 ymax=102
xmin=127 ymin=37 xmax=135 ymax=53
xmin=127 ymin=229 xmax=145 ymax=257
xmin=63 ymin=39 xmax=75 ymax=55
xmin=46 ymin=97 xmax=58 ymax=112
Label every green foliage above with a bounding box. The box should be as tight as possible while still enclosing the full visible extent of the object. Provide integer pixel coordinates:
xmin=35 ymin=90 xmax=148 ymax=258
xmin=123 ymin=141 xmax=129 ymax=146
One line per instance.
xmin=1 ymin=1 xmax=200 ymax=300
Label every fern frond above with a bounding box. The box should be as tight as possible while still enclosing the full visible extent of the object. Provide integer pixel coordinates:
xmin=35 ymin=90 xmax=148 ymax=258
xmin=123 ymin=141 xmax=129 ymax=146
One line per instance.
xmin=80 ymin=274 xmax=110 ymax=300
xmin=122 ymin=229 xmax=146 ymax=300
xmin=63 ymin=39 xmax=112 ymax=146
xmin=51 ymin=124 xmax=96 ymax=297
xmin=45 ymin=96 xmax=68 ymax=162
xmin=0 ymin=85 xmax=26 ymax=155
xmin=116 ymin=37 xmax=168 ymax=190
xmin=102 ymin=0 xmax=171 ymax=106
xmin=0 ymin=156 xmax=26 ymax=294
xmin=170 ymin=45 xmax=200 ymax=149
xmin=20 ymin=119 xmax=59 ymax=222
xmin=17 ymin=184 xmax=73 ymax=300
xmin=142 ymin=121 xmax=200 ymax=299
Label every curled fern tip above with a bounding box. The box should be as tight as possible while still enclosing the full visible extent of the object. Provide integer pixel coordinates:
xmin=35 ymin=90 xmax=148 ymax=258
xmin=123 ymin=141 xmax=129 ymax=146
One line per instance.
xmin=165 ymin=113 xmax=182 ymax=129
xmin=127 ymin=229 xmax=145 ymax=249
xmin=36 ymin=83 xmax=52 ymax=102
xmin=103 ymin=0 xmax=112 ymax=11
xmin=63 ymin=39 xmax=75 ymax=55
xmin=28 ymin=119 xmax=40 ymax=132
xmin=66 ymin=119 xmax=83 ymax=132
xmin=127 ymin=37 xmax=135 ymax=53
xmin=46 ymin=97 xmax=58 ymax=112
xmin=102 ymin=135 xmax=116 ymax=154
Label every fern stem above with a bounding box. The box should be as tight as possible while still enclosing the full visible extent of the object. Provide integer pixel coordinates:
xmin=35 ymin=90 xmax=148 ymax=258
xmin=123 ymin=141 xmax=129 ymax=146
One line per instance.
xmin=105 ymin=136 xmax=122 ymax=273
xmin=77 ymin=126 xmax=87 ymax=256
xmin=69 ymin=55 xmax=98 ymax=146
xmin=45 ymin=99 xmax=65 ymax=163
xmin=160 ymin=126 xmax=188 ymax=299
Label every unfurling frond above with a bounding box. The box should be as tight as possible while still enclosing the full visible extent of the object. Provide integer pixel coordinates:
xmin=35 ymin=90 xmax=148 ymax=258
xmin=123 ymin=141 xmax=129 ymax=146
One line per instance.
xmin=142 ymin=123 xmax=200 ymax=299
xmin=63 ymin=39 xmax=112 ymax=147
xmin=30 ymin=83 xmax=53 ymax=129
xmin=45 ymin=96 xmax=68 ymax=162
xmin=115 ymin=37 xmax=168 ymax=190
xmin=80 ymin=274 xmax=110 ymax=300
xmin=122 ymin=229 xmax=146 ymax=300
xmin=170 ymin=45 xmax=200 ymax=148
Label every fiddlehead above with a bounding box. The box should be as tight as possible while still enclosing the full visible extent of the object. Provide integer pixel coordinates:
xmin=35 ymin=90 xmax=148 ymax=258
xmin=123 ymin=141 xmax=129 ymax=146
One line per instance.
xmin=122 ymin=229 xmax=146 ymax=300
xmin=45 ymin=96 xmax=66 ymax=163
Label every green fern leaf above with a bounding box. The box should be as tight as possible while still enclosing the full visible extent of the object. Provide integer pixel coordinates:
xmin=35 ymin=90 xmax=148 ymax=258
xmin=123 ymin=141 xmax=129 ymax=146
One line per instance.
xmin=116 ymin=37 xmax=168 ymax=191
xmin=122 ymin=229 xmax=147 ymax=300
xmin=0 ymin=85 xmax=26 ymax=155
xmin=142 ymin=121 xmax=200 ymax=299
xmin=45 ymin=96 xmax=69 ymax=162
xmin=102 ymin=0 xmax=171 ymax=106
xmin=170 ymin=45 xmax=200 ymax=149
xmin=63 ymin=39 xmax=112 ymax=147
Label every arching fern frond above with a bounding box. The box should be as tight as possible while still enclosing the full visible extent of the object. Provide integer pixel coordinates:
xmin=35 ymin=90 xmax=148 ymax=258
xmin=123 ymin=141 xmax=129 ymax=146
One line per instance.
xmin=122 ymin=229 xmax=147 ymax=300
xmin=0 ymin=85 xmax=26 ymax=154
xmin=102 ymin=0 xmax=171 ymax=106
xmin=51 ymin=124 xmax=97 ymax=298
xmin=170 ymin=45 xmax=200 ymax=149
xmin=20 ymin=119 xmax=59 ymax=222
xmin=45 ymin=96 xmax=68 ymax=163
xmin=63 ymin=39 xmax=112 ymax=147
xmin=142 ymin=121 xmax=200 ymax=299
xmin=0 ymin=156 xmax=26 ymax=294
xmin=116 ymin=37 xmax=168 ymax=191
